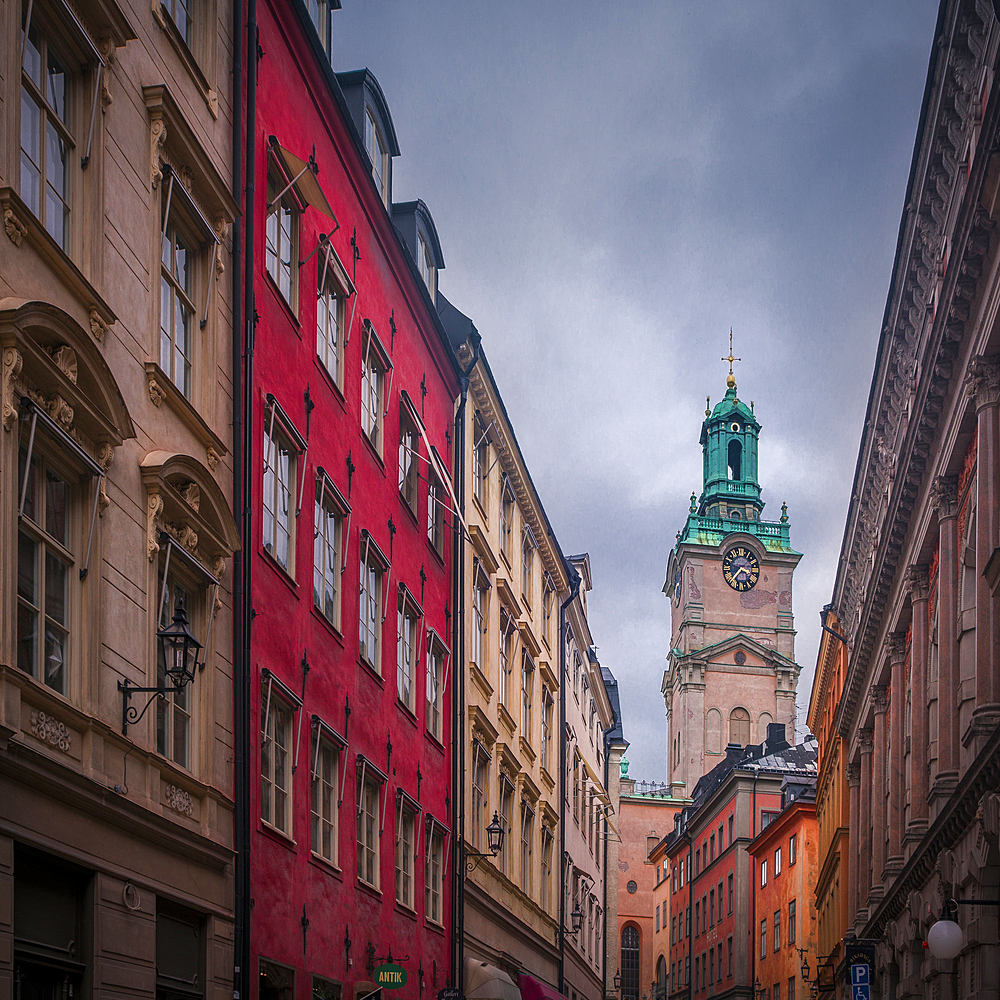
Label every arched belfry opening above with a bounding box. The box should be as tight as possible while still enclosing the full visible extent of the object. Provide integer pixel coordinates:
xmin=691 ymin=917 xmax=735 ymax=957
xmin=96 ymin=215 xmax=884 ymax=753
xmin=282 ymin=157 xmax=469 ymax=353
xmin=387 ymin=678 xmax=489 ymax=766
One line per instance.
xmin=728 ymin=439 xmax=742 ymax=481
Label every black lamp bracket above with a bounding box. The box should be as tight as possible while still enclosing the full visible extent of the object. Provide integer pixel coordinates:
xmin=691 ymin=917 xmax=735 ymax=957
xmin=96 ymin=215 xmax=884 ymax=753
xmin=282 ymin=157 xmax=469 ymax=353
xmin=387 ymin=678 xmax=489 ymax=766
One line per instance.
xmin=118 ymin=677 xmax=186 ymax=737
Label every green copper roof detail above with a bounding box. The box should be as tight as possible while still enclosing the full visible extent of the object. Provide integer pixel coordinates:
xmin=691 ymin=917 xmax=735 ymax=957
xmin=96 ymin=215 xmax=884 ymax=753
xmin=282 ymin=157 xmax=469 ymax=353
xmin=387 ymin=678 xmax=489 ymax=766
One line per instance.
xmin=675 ymin=509 xmax=800 ymax=554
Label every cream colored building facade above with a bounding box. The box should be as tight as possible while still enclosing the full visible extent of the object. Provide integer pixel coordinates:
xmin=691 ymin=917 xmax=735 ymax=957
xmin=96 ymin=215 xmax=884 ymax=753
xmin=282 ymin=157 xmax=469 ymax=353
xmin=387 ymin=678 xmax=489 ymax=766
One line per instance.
xmin=0 ymin=0 xmax=239 ymax=995
xmin=455 ymin=336 xmax=568 ymax=990
xmin=562 ymin=556 xmax=615 ymax=1000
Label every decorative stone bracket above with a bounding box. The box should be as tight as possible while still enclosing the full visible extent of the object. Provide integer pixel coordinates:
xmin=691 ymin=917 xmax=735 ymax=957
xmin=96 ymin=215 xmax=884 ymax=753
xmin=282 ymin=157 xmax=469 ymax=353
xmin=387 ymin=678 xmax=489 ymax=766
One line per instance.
xmin=2 ymin=348 xmax=23 ymax=431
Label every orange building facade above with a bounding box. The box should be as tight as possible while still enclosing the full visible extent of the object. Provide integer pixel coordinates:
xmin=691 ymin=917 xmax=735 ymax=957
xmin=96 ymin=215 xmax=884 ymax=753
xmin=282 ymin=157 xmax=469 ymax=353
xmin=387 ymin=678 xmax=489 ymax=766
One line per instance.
xmin=616 ymin=765 xmax=686 ymax=1000
xmin=748 ymin=785 xmax=818 ymax=1000
xmin=806 ymin=610 xmax=851 ymax=996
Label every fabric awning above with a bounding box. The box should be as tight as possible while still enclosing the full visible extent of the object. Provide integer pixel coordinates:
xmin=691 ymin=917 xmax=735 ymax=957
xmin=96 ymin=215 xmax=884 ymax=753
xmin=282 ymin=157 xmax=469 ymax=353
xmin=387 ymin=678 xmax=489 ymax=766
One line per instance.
xmin=516 ymin=974 xmax=568 ymax=1000
xmin=269 ymin=137 xmax=337 ymax=222
xmin=465 ymin=960 xmax=521 ymax=1000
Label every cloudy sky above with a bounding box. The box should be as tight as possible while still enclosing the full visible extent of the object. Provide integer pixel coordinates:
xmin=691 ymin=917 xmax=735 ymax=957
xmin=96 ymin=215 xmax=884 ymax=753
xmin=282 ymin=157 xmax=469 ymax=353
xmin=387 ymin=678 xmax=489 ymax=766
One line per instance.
xmin=332 ymin=1 xmax=940 ymax=780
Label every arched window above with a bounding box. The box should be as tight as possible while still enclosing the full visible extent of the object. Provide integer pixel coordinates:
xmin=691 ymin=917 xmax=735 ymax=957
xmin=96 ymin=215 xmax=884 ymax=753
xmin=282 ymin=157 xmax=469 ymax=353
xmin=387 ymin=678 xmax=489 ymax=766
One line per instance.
xmin=705 ymin=708 xmax=722 ymax=755
xmin=730 ymin=708 xmax=750 ymax=746
xmin=655 ymin=956 xmax=667 ymax=999
xmin=621 ymin=926 xmax=640 ymax=1000
xmin=728 ymin=439 xmax=742 ymax=481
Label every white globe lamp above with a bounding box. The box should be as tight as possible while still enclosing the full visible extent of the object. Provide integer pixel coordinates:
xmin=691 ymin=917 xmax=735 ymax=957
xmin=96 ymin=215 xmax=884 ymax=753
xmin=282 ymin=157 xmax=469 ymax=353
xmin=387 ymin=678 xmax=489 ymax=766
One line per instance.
xmin=926 ymin=919 xmax=964 ymax=960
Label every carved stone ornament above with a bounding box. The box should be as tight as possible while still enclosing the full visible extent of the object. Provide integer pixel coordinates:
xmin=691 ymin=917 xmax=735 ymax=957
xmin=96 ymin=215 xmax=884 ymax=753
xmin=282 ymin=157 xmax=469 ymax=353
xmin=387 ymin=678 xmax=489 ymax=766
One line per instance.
xmin=49 ymin=345 xmax=78 ymax=384
xmin=905 ymin=564 xmax=930 ymax=603
xmin=971 ymin=791 xmax=1000 ymax=869
xmin=872 ymin=685 xmax=889 ymax=714
xmin=214 ymin=218 xmax=229 ymax=278
xmin=212 ymin=555 xmax=226 ymax=581
xmin=887 ymin=631 xmax=908 ymax=663
xmin=46 ymin=394 xmax=73 ymax=430
xmin=4 ymin=205 xmax=28 ymax=246
xmin=859 ymin=728 xmax=875 ymax=755
xmin=98 ymin=36 xmax=115 ymax=109
xmin=97 ymin=443 xmax=114 ymax=515
xmin=89 ymin=308 xmax=108 ymax=342
xmin=150 ymin=118 xmax=168 ymax=188
xmin=164 ymin=783 xmax=194 ymax=817
xmin=29 ymin=709 xmax=71 ymax=752
xmin=965 ymin=354 xmax=1000 ymax=410
xmin=179 ymin=482 xmax=200 ymax=512
xmin=147 ymin=491 xmax=164 ymax=560
xmin=847 ymin=762 xmax=862 ymax=787
xmin=206 ymin=446 xmax=220 ymax=471
xmin=147 ymin=371 xmax=165 ymax=407
xmin=929 ymin=474 xmax=959 ymax=519
xmin=2 ymin=348 xmax=23 ymax=431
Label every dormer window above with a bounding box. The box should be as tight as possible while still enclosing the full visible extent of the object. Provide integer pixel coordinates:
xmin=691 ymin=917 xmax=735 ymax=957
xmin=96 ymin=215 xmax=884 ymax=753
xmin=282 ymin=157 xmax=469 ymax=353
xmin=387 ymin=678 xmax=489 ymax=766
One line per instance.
xmin=365 ymin=108 xmax=388 ymax=205
xmin=417 ymin=231 xmax=435 ymax=296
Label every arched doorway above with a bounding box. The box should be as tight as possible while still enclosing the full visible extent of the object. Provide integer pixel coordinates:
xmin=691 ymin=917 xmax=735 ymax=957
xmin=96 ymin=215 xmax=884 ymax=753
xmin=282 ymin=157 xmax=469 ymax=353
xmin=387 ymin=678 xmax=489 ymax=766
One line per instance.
xmin=621 ymin=926 xmax=640 ymax=1000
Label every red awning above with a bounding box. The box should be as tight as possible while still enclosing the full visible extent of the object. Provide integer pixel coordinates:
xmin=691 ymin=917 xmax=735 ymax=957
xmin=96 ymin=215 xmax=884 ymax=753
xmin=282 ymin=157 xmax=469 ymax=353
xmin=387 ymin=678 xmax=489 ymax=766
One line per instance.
xmin=517 ymin=974 xmax=569 ymax=1000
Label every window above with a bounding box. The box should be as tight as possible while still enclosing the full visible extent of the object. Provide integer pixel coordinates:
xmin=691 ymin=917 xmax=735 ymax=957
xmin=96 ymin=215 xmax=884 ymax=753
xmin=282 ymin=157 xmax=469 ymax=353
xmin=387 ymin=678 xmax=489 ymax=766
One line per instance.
xmin=471 ymin=741 xmax=490 ymax=851
xmin=426 ymin=634 xmax=445 ymax=741
xmin=365 ymin=108 xmax=388 ymax=205
xmin=307 ymin=0 xmax=331 ymax=50
xmin=425 ymin=821 xmax=444 ymax=923
xmin=727 ymin=936 xmax=733 ymax=977
xmin=471 ymin=566 xmax=489 ymax=672
xmin=671 ymin=913 xmax=676 ymax=943
xmin=395 ymin=799 xmax=416 ymax=909
xmin=427 ymin=471 xmax=445 ymax=554
xmin=262 ymin=697 xmax=292 ymax=834
xmin=718 ymin=880 xmax=723 ymax=917
xmin=710 ymin=833 xmax=715 ymax=861
xmin=541 ymin=685 xmax=554 ymax=771
xmin=685 ymin=904 xmax=690 ymax=936
xmin=520 ymin=802 xmax=534 ymax=894
xmin=774 ymin=909 xmax=781 ymax=950
xmin=696 ymin=848 xmax=700 ymax=874
xmin=159 ymin=213 xmax=196 ymax=398
xmin=157 ymin=572 xmax=192 ymax=767
xmin=498 ymin=777 xmax=513 ymax=876
xmin=719 ymin=824 xmax=724 ymax=850
xmin=656 ymin=906 xmax=660 ymax=933
xmin=772 ymin=986 xmax=780 ymax=1000
xmin=266 ymin=164 xmax=298 ymax=305
xmin=730 ymin=707 xmax=751 ymax=745
xmin=709 ymin=947 xmax=714 ymax=984
xmin=317 ymin=262 xmax=345 ymax=388
xmin=361 ymin=325 xmax=389 ymax=453
xmin=694 ymin=958 xmax=699 ymax=990
xmin=21 ymin=19 xmax=72 ymax=248
xmin=500 ymin=479 xmax=514 ymax=558
xmin=540 ymin=826 xmax=553 ymax=911
xmin=397 ymin=597 xmax=418 ymax=712
xmin=572 ymin=754 xmax=580 ymax=821
xmin=263 ymin=422 xmax=294 ymax=572
xmin=356 ymin=766 xmax=381 ymax=888
xmin=542 ymin=578 xmax=554 ymax=645
xmin=673 ymin=865 xmax=677 ymax=893
xmin=473 ymin=416 xmax=489 ymax=510
xmin=702 ymin=894 xmax=707 ymax=931
xmin=684 ymin=956 xmax=690 ymax=987
xmin=157 ymin=900 xmax=205 ymax=1000
xmin=417 ymin=230 xmax=435 ymax=295
xmin=259 ymin=961 xmax=293 ymax=1000
xmin=761 ymin=858 xmax=767 ymax=886
xmin=359 ymin=534 xmax=386 ymax=671
xmin=762 ymin=811 xmax=779 ymax=829
xmin=788 ymin=979 xmax=795 ymax=1000
xmin=694 ymin=901 xmax=699 ymax=937
xmin=788 ymin=899 xmax=796 ymax=945
xmin=313 ymin=479 xmax=344 ymax=628
xmin=789 ymin=833 xmax=797 ymax=865
xmin=760 ymin=918 xmax=767 ymax=959
xmin=572 ymin=651 xmax=581 ymax=700
xmin=709 ymin=888 xmax=715 ymax=926
xmin=499 ymin=608 xmax=514 ymax=708
xmin=728 ymin=814 xmax=734 ymax=844
xmin=398 ymin=411 xmax=418 ymax=513
xmin=521 ymin=651 xmax=534 ymax=736
xmin=521 ymin=528 xmax=535 ymax=601
xmin=620 ymin=927 xmax=639 ymax=1000
xmin=17 ymin=442 xmax=74 ymax=694
xmin=726 ymin=873 xmax=733 ymax=913
xmin=774 ymin=846 xmax=781 ymax=876
xmin=310 ymin=733 xmax=339 ymax=865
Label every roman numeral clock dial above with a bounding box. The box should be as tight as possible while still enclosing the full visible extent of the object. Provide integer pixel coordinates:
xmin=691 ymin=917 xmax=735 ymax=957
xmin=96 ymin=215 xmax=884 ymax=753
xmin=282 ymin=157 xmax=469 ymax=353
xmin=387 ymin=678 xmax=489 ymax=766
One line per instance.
xmin=722 ymin=545 xmax=759 ymax=592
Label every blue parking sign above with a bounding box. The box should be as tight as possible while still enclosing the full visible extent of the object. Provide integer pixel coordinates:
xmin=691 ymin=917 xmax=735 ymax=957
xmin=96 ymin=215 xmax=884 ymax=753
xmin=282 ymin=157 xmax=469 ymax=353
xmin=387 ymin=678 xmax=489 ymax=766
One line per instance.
xmin=853 ymin=988 xmax=870 ymax=1000
xmin=851 ymin=965 xmax=870 ymax=987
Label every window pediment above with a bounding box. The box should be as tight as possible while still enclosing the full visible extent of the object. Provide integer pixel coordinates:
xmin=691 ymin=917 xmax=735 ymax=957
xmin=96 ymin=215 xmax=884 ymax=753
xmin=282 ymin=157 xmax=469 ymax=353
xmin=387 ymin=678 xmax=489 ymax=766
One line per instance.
xmin=141 ymin=451 xmax=239 ymax=572
xmin=1 ymin=298 xmax=133 ymax=450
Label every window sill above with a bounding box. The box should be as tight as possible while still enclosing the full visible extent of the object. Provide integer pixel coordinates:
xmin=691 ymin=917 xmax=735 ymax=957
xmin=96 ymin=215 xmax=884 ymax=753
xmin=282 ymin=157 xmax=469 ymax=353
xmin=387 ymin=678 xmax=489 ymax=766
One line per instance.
xmin=423 ymin=918 xmax=445 ymax=936
xmin=394 ymin=901 xmax=418 ymax=921
xmin=309 ymin=853 xmax=343 ymax=880
xmin=356 ymin=878 xmax=382 ymax=900
xmin=314 ymin=354 xmax=347 ymax=409
xmin=469 ymin=662 xmax=493 ymax=701
xmin=426 ymin=537 xmax=446 ymax=567
xmin=311 ymin=603 xmax=345 ymax=645
xmin=398 ymin=492 xmax=419 ymax=528
xmin=144 ymin=362 xmax=228 ymax=466
xmin=472 ymin=492 xmax=488 ymax=522
xmin=264 ymin=269 xmax=301 ymax=330
xmin=260 ymin=544 xmax=299 ymax=595
xmin=358 ymin=656 xmax=385 ymax=687
xmin=259 ymin=818 xmax=297 ymax=850
xmin=396 ymin=698 xmax=419 ymax=728
xmin=0 ymin=187 xmax=116 ymax=335
xmin=361 ymin=428 xmax=385 ymax=472
xmin=425 ymin=728 xmax=445 ymax=754
xmin=497 ymin=703 xmax=517 ymax=736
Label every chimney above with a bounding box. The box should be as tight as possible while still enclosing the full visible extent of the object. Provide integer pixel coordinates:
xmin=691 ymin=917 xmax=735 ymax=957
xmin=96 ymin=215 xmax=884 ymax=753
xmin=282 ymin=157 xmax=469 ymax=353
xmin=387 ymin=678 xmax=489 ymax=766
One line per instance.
xmin=766 ymin=723 xmax=789 ymax=752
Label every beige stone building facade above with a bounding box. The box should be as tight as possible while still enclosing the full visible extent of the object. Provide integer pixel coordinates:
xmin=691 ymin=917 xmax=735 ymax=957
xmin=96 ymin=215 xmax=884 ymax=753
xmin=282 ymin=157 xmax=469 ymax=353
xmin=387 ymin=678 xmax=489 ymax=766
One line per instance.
xmin=0 ymin=0 xmax=239 ymax=995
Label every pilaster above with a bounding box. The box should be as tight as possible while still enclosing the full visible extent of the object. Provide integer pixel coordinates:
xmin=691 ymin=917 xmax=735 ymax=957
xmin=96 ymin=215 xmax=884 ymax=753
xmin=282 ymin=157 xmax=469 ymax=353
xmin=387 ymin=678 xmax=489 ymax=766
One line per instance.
xmin=886 ymin=632 xmax=907 ymax=879
xmin=846 ymin=762 xmax=861 ymax=921
xmin=870 ymin=687 xmax=889 ymax=901
xmin=858 ymin=727 xmax=874 ymax=912
xmin=905 ymin=566 xmax=930 ymax=851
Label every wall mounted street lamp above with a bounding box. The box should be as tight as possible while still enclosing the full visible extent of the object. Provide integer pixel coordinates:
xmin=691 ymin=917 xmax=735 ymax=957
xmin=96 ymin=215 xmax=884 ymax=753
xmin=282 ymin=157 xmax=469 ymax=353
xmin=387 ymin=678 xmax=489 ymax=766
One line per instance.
xmin=613 ymin=971 xmax=621 ymax=992
xmin=571 ymin=902 xmax=584 ymax=934
xmin=118 ymin=600 xmax=202 ymax=736
xmin=464 ymin=812 xmax=504 ymax=872
xmin=926 ymin=898 xmax=1000 ymax=960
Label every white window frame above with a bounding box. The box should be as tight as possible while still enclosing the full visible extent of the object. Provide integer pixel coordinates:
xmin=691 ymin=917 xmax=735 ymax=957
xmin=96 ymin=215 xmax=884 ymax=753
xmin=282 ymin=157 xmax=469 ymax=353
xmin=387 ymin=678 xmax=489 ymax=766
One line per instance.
xmin=310 ymin=717 xmax=346 ymax=866
xmin=314 ymin=470 xmax=348 ymax=629
xmin=521 ymin=525 xmax=535 ymax=602
xmin=473 ymin=416 xmax=489 ymax=510
xmin=541 ymin=684 xmax=553 ymax=771
xmin=520 ymin=650 xmax=534 ymax=737
xmin=519 ymin=801 xmax=534 ymax=896
xmin=397 ymin=586 xmax=422 ymax=713
xmin=265 ymin=155 xmax=301 ymax=307
xmin=356 ymin=755 xmax=388 ymax=888
xmin=398 ymin=407 xmax=419 ymax=514
xmin=316 ymin=238 xmax=354 ymax=391
xmin=471 ymin=739 xmax=491 ymax=851
xmin=263 ymin=397 xmax=306 ymax=574
xmin=359 ymin=529 xmax=389 ymax=672
xmin=498 ymin=775 xmax=514 ymax=877
xmin=426 ymin=630 xmax=448 ymax=742
xmin=261 ymin=674 xmax=300 ymax=836
xmin=365 ymin=107 xmax=388 ymax=205
xmin=425 ymin=817 xmax=445 ymax=925
xmin=361 ymin=321 xmax=391 ymax=454
xmin=395 ymin=790 xmax=420 ymax=910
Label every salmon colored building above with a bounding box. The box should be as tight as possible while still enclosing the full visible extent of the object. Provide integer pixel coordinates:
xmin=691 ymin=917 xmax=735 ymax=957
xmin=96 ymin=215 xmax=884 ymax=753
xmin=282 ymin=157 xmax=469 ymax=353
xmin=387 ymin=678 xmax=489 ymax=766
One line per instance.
xmin=747 ymin=780 xmax=818 ymax=1000
xmin=616 ymin=764 xmax=686 ymax=1000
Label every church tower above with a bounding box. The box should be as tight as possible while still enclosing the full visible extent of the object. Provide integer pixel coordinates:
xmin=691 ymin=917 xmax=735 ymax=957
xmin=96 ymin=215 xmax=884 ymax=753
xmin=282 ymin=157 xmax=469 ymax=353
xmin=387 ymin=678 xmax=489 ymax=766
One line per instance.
xmin=661 ymin=353 xmax=802 ymax=796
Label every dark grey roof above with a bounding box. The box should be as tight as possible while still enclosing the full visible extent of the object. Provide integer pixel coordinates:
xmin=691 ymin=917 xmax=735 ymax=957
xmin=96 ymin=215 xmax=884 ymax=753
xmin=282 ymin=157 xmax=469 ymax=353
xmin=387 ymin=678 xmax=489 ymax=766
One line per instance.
xmin=436 ymin=292 xmax=477 ymax=353
xmin=601 ymin=666 xmax=627 ymax=747
xmin=392 ymin=199 xmax=445 ymax=270
xmin=334 ymin=69 xmax=401 ymax=156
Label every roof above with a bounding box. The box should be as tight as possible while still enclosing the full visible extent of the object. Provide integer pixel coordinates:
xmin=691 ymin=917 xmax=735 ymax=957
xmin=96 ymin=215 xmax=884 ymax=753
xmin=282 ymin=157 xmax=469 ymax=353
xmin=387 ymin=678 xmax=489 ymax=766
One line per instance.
xmin=601 ymin=665 xmax=627 ymax=747
xmin=334 ymin=68 xmax=401 ymax=156
xmin=436 ymin=291 xmax=478 ymax=353
xmin=392 ymin=198 xmax=445 ymax=269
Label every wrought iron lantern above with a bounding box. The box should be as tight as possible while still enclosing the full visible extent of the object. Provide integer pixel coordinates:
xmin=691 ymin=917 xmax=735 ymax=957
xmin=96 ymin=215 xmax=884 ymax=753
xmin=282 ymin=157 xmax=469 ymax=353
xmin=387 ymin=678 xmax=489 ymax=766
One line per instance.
xmin=486 ymin=811 xmax=504 ymax=856
xmin=613 ymin=971 xmax=621 ymax=992
xmin=571 ymin=902 xmax=583 ymax=934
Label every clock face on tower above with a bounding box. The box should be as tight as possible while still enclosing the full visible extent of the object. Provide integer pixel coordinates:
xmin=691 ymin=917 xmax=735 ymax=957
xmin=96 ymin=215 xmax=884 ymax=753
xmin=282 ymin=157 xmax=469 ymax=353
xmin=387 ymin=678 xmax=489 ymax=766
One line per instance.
xmin=722 ymin=545 xmax=760 ymax=592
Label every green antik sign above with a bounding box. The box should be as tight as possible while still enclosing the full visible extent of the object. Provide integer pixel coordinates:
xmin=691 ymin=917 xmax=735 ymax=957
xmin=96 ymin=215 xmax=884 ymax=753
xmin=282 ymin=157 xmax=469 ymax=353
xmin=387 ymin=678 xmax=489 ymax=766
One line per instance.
xmin=375 ymin=964 xmax=408 ymax=990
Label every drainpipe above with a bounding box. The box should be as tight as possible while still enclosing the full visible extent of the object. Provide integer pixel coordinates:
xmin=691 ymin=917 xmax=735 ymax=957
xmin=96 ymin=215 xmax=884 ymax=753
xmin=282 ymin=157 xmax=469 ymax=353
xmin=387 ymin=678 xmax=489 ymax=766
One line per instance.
xmin=453 ymin=330 xmax=480 ymax=995
xmin=233 ymin=0 xmax=256 ymax=995
xmin=558 ymin=567 xmax=582 ymax=995
xmin=686 ymin=830 xmax=692 ymax=1000
xmin=601 ymin=719 xmax=612 ymax=998
xmin=750 ymin=767 xmax=760 ymax=998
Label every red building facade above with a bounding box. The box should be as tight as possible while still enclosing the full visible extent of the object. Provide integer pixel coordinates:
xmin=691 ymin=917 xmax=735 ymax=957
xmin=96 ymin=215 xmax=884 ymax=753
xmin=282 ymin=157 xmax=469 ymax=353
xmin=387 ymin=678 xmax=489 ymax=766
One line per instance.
xmin=244 ymin=3 xmax=461 ymax=998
